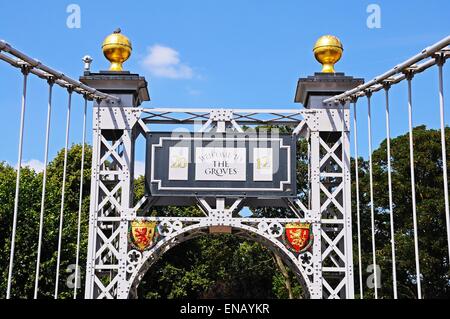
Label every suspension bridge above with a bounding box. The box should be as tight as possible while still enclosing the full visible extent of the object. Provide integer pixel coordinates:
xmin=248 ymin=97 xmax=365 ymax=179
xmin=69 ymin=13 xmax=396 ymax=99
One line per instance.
xmin=0 ymin=31 xmax=449 ymax=299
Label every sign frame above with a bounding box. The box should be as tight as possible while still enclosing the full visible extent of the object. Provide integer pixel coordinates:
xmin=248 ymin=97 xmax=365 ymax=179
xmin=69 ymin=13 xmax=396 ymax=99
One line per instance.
xmin=145 ymin=132 xmax=297 ymax=198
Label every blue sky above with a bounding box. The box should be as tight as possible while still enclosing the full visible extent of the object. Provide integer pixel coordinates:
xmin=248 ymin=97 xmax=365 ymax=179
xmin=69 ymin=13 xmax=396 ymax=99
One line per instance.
xmin=0 ymin=0 xmax=449 ymax=174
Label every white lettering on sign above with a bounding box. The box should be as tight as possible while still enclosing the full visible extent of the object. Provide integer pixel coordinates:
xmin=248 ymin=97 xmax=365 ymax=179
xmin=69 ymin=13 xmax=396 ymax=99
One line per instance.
xmin=195 ymin=147 xmax=246 ymax=181
xmin=169 ymin=147 xmax=189 ymax=180
xmin=253 ymin=148 xmax=273 ymax=181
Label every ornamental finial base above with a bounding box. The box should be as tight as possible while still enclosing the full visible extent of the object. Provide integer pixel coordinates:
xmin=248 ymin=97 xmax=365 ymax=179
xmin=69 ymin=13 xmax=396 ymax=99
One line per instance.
xmin=109 ymin=62 xmax=124 ymax=72
xmin=321 ymin=63 xmax=336 ymax=73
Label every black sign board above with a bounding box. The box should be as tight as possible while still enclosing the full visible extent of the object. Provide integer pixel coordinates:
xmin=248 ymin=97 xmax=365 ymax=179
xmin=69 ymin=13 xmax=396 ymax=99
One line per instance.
xmin=145 ymin=132 xmax=297 ymax=198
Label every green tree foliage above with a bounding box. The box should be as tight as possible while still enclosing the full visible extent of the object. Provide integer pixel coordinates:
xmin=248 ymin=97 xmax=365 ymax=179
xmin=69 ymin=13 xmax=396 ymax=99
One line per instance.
xmin=138 ymin=237 xmax=277 ymax=299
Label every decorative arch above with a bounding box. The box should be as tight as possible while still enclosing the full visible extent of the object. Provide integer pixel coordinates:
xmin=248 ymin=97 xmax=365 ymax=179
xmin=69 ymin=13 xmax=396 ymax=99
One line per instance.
xmin=123 ymin=220 xmax=316 ymax=299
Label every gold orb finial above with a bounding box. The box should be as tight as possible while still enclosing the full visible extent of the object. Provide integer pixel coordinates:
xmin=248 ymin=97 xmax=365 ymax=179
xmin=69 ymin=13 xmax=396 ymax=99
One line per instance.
xmin=313 ymin=35 xmax=343 ymax=73
xmin=102 ymin=28 xmax=132 ymax=71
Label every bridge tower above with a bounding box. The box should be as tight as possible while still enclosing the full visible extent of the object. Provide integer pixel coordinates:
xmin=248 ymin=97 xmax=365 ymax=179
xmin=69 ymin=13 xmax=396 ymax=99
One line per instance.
xmin=295 ymin=74 xmax=363 ymax=298
xmin=81 ymin=31 xmax=362 ymax=299
xmin=294 ymin=35 xmax=363 ymax=297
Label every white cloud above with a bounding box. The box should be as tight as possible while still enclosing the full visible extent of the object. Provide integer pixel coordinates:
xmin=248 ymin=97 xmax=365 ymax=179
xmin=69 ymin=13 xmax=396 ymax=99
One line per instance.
xmin=134 ymin=161 xmax=145 ymax=177
xmin=19 ymin=159 xmax=45 ymax=173
xmin=141 ymin=45 xmax=194 ymax=79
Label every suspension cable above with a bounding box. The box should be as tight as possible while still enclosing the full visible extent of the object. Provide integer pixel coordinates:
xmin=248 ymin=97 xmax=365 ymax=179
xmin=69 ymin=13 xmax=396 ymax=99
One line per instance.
xmin=383 ymin=84 xmax=398 ymax=299
xmin=437 ymin=55 xmax=450 ymax=271
xmin=54 ymin=88 xmax=73 ymax=298
xmin=33 ymin=79 xmax=54 ymax=299
xmin=406 ymin=73 xmax=422 ymax=299
xmin=324 ymin=36 xmax=450 ymax=103
xmin=74 ymin=96 xmax=88 ymax=299
xmin=0 ymin=40 xmax=119 ymax=102
xmin=367 ymin=92 xmax=379 ymax=299
xmin=6 ymin=66 xmax=29 ymax=299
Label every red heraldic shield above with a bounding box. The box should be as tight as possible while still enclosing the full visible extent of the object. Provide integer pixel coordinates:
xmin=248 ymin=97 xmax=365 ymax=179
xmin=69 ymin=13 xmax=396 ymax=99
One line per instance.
xmin=129 ymin=220 xmax=158 ymax=251
xmin=284 ymin=223 xmax=313 ymax=253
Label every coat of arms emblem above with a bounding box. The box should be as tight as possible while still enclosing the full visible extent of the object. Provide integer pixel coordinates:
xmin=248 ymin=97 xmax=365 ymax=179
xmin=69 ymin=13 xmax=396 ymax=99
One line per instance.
xmin=284 ymin=223 xmax=313 ymax=253
xmin=129 ymin=220 xmax=159 ymax=251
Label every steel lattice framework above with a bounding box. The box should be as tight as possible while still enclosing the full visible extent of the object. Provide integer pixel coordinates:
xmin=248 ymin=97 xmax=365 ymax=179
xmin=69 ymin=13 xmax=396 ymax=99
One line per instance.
xmin=83 ymin=103 xmax=353 ymax=299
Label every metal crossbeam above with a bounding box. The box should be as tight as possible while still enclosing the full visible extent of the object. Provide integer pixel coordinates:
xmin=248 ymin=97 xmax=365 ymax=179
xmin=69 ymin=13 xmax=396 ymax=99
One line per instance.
xmin=141 ymin=108 xmax=309 ymax=125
